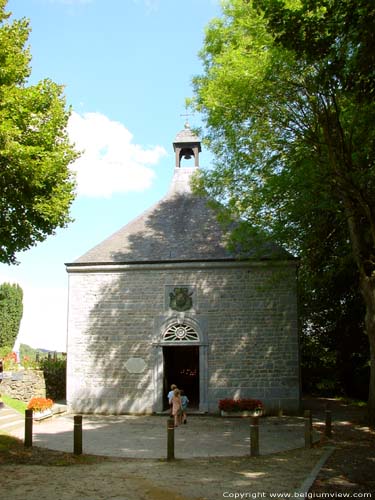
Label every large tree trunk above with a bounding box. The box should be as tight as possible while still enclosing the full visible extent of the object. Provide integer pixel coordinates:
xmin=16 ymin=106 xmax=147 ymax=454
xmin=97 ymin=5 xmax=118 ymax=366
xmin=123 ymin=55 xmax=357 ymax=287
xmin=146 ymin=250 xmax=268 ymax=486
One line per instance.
xmin=361 ymin=276 xmax=375 ymax=426
xmin=321 ymin=104 xmax=375 ymax=426
xmin=345 ymin=206 xmax=375 ymax=426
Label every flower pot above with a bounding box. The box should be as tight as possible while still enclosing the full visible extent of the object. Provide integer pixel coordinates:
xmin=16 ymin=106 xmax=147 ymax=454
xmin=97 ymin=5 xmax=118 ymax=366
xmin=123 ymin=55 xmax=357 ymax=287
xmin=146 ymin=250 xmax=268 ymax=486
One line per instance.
xmin=33 ymin=408 xmax=53 ymax=421
xmin=221 ymin=409 xmax=263 ymax=418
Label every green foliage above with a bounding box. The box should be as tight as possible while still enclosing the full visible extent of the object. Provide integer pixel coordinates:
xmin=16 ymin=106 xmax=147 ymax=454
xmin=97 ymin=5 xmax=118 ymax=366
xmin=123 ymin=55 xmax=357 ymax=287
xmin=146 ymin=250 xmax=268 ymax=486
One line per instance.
xmin=19 ymin=343 xmax=37 ymax=360
xmin=19 ymin=354 xmax=38 ymax=370
xmin=300 ymin=243 xmax=370 ymax=398
xmin=192 ymin=0 xmax=375 ymax=413
xmin=39 ymin=357 xmax=66 ymax=401
xmin=0 ymin=0 xmax=78 ymax=264
xmin=19 ymin=344 xmax=66 ymax=368
xmin=0 ymin=282 xmax=23 ymax=349
xmin=0 ymin=345 xmax=12 ymax=359
xmin=0 ymin=350 xmax=18 ymax=370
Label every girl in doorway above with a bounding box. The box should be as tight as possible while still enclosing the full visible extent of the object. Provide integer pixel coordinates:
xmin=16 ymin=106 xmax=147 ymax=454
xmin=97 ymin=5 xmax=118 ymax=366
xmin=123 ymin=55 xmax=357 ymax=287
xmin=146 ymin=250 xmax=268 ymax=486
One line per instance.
xmin=167 ymin=384 xmax=177 ymax=415
xmin=171 ymin=388 xmax=182 ymax=427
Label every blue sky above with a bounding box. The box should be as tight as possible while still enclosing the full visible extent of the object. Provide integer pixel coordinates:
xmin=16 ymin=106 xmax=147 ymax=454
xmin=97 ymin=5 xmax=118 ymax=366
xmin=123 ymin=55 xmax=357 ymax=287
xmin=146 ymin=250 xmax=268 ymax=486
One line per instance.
xmin=0 ymin=0 xmax=221 ymax=352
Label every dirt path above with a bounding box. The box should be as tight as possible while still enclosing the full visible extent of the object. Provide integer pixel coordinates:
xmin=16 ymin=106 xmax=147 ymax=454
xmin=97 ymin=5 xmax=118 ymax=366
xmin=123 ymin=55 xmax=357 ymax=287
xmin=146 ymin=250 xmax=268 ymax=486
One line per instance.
xmin=306 ymin=397 xmax=375 ymax=495
xmin=1 ymin=448 xmax=325 ymax=500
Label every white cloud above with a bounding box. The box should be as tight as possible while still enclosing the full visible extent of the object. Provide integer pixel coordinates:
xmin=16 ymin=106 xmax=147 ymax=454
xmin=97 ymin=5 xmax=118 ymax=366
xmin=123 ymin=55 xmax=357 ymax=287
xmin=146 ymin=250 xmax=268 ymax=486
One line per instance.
xmin=67 ymin=112 xmax=167 ymax=197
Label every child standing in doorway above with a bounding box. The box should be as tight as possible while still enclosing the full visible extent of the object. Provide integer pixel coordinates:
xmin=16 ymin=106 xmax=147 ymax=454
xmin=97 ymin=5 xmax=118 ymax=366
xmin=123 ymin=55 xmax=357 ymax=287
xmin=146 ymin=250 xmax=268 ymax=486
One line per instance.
xmin=180 ymin=389 xmax=189 ymax=424
xmin=167 ymin=384 xmax=177 ymax=415
xmin=171 ymin=388 xmax=182 ymax=427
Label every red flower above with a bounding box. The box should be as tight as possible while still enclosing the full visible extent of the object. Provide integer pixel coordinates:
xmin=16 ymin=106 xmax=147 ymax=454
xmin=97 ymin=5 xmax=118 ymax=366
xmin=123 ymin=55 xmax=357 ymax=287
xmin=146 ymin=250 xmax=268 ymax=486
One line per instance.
xmin=4 ymin=351 xmax=17 ymax=362
xmin=218 ymin=398 xmax=264 ymax=412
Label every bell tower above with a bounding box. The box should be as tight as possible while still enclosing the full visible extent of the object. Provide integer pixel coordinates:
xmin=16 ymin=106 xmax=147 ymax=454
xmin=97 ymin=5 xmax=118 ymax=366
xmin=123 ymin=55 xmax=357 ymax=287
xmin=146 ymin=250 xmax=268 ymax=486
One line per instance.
xmin=173 ymin=122 xmax=201 ymax=168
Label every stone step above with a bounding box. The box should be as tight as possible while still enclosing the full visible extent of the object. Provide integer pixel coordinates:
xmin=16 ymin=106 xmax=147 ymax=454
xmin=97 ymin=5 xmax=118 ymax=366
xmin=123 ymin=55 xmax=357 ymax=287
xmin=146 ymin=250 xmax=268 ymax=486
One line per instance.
xmin=52 ymin=403 xmax=67 ymax=415
xmin=0 ymin=408 xmax=24 ymax=419
xmin=0 ymin=417 xmax=24 ymax=431
xmin=0 ymin=405 xmax=24 ymax=431
xmin=0 ymin=408 xmax=18 ymax=419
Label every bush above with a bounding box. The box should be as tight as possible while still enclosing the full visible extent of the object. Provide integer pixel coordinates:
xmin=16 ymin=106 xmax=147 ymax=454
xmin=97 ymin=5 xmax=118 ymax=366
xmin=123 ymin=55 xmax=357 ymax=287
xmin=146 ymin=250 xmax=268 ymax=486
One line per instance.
xmin=20 ymin=355 xmax=39 ymax=370
xmin=39 ymin=357 xmax=66 ymax=401
xmin=0 ymin=349 xmax=18 ymax=371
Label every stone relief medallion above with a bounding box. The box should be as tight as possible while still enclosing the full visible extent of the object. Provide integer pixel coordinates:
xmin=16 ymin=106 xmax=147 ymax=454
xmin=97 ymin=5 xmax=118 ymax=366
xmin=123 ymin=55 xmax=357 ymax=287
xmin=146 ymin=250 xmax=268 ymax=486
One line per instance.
xmin=124 ymin=357 xmax=147 ymax=374
xmin=169 ymin=287 xmax=193 ymax=312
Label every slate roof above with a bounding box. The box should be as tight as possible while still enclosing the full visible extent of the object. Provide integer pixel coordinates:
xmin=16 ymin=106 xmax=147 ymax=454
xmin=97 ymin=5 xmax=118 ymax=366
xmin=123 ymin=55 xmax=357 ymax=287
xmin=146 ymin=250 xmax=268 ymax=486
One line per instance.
xmin=173 ymin=124 xmax=202 ymax=149
xmin=71 ymin=166 xmax=292 ymax=266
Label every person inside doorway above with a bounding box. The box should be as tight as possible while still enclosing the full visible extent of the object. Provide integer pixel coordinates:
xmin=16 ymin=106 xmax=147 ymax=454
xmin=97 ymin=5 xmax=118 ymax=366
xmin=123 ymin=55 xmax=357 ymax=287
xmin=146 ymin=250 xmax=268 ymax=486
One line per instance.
xmin=180 ymin=389 xmax=189 ymax=424
xmin=167 ymin=384 xmax=177 ymax=415
xmin=171 ymin=388 xmax=182 ymax=427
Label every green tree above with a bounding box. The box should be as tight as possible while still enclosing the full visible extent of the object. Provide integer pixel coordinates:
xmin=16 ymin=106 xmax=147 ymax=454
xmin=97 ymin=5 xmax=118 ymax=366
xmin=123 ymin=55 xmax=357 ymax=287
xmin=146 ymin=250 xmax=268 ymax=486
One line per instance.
xmin=0 ymin=0 xmax=77 ymax=264
xmin=192 ymin=0 xmax=375 ymax=422
xmin=300 ymin=245 xmax=369 ymax=399
xmin=40 ymin=356 xmax=66 ymax=401
xmin=0 ymin=282 xmax=23 ymax=349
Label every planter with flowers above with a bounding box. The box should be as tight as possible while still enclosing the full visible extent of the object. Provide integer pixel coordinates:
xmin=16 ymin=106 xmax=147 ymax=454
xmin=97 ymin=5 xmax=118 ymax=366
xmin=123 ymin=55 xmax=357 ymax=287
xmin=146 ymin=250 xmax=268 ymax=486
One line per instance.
xmin=219 ymin=398 xmax=264 ymax=417
xmin=27 ymin=397 xmax=54 ymax=421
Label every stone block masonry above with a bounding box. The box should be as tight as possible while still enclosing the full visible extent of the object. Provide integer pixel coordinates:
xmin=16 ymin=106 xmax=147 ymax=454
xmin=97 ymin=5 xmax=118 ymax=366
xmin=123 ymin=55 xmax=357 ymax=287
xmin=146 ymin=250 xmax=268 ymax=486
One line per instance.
xmin=0 ymin=370 xmax=46 ymax=402
xmin=67 ymin=260 xmax=300 ymax=415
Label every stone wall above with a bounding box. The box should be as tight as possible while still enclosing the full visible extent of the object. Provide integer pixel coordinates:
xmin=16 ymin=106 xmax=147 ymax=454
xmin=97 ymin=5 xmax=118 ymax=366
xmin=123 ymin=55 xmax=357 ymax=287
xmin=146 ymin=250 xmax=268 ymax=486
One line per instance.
xmin=67 ymin=261 xmax=300 ymax=415
xmin=0 ymin=370 xmax=46 ymax=402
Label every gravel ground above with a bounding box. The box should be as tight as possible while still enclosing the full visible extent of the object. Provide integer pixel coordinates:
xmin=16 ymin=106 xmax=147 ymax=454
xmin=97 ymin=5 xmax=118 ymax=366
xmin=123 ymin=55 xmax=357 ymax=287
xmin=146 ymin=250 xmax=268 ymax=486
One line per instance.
xmin=1 ymin=447 xmax=326 ymax=500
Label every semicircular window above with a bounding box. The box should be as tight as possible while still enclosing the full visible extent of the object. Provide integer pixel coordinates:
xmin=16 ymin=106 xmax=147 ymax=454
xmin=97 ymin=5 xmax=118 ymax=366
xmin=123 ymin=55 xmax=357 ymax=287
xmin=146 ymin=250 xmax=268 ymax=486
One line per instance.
xmin=163 ymin=323 xmax=199 ymax=342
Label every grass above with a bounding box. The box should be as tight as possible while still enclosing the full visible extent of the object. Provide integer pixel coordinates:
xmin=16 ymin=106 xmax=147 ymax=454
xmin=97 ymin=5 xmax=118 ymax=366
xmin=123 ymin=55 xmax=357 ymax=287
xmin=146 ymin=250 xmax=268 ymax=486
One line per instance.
xmin=1 ymin=395 xmax=28 ymax=414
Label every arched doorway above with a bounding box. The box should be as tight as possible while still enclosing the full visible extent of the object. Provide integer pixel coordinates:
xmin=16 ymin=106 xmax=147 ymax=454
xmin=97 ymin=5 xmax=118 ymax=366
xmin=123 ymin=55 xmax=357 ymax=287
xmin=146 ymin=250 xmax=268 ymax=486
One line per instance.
xmin=163 ymin=345 xmax=199 ymax=409
xmin=162 ymin=322 xmax=200 ymax=409
xmin=153 ymin=317 xmax=208 ymax=413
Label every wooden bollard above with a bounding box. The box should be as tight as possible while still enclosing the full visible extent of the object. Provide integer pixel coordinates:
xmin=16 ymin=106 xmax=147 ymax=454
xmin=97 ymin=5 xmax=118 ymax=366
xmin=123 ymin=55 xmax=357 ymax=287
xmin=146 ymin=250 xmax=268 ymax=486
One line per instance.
xmin=250 ymin=416 xmax=259 ymax=456
xmin=325 ymin=409 xmax=332 ymax=437
xmin=24 ymin=409 xmax=33 ymax=448
xmin=304 ymin=410 xmax=312 ymax=448
xmin=167 ymin=417 xmax=175 ymax=460
xmin=74 ymin=415 xmax=83 ymax=455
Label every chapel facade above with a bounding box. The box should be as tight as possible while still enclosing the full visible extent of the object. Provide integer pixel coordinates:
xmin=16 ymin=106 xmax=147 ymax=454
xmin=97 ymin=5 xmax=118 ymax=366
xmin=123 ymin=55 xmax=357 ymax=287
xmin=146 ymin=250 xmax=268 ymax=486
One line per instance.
xmin=65 ymin=125 xmax=300 ymax=414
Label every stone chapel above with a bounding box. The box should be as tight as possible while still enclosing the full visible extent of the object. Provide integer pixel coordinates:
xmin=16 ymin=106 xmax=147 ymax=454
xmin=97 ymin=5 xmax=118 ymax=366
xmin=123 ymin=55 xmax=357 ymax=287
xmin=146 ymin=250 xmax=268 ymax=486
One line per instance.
xmin=65 ymin=124 xmax=300 ymax=414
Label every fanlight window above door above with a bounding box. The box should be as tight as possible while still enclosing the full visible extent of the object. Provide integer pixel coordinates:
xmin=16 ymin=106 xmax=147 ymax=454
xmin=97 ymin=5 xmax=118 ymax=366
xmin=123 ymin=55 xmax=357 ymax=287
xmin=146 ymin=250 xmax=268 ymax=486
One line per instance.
xmin=163 ymin=323 xmax=199 ymax=342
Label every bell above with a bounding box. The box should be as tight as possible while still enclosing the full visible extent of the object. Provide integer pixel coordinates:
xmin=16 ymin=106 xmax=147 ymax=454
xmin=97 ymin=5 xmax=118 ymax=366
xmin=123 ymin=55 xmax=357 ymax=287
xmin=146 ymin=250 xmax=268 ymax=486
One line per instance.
xmin=184 ymin=153 xmax=192 ymax=159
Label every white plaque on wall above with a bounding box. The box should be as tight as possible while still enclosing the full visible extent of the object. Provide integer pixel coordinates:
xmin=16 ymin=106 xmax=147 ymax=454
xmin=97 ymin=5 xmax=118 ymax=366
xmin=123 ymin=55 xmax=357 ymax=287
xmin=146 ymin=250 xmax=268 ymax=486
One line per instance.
xmin=124 ymin=357 xmax=147 ymax=374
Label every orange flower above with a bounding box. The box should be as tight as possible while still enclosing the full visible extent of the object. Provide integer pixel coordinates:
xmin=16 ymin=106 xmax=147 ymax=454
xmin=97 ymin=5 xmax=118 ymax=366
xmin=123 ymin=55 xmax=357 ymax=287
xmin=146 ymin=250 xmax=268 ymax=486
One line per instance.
xmin=27 ymin=397 xmax=54 ymax=412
